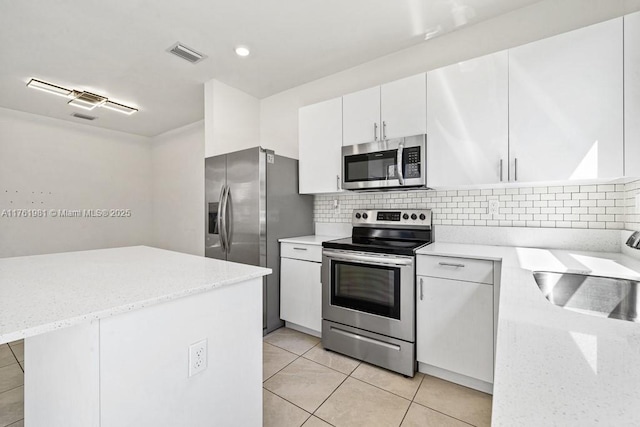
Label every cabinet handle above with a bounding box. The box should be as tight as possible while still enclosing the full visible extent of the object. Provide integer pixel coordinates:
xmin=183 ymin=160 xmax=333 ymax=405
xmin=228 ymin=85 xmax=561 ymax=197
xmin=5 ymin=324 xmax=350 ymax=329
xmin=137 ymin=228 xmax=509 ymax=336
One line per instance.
xmin=293 ymin=247 xmax=308 ymax=251
xmin=374 ymin=123 xmax=378 ymax=141
xmin=382 ymin=121 xmax=387 ymax=140
xmin=420 ymin=277 xmax=424 ymax=300
xmin=499 ymin=159 xmax=503 ymax=182
xmin=514 ymin=157 xmax=518 ymax=181
xmin=439 ymin=262 xmax=465 ymax=268
xmin=336 ymin=175 xmax=341 ymax=191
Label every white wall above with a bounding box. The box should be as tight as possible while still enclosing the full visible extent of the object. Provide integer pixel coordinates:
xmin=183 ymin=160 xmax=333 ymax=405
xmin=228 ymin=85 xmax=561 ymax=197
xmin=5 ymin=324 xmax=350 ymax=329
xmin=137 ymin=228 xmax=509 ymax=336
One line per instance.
xmin=204 ymin=79 xmax=260 ymax=158
xmin=150 ymin=120 xmax=204 ymax=256
xmin=259 ymin=0 xmax=640 ymax=159
xmin=0 ymin=107 xmax=152 ymax=258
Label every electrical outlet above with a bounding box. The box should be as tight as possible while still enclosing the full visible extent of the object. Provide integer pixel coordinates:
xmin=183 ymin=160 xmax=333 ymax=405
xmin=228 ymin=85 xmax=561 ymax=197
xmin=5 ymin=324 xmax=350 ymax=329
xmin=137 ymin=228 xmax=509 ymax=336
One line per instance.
xmin=189 ymin=339 xmax=207 ymax=377
xmin=488 ymin=199 xmax=500 ymax=216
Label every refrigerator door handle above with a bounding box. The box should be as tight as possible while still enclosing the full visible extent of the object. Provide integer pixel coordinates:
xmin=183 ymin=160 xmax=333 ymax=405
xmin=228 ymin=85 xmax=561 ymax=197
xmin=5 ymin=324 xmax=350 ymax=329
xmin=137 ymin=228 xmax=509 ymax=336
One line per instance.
xmin=225 ymin=186 xmax=233 ymax=252
xmin=220 ymin=185 xmax=229 ymax=254
xmin=217 ymin=185 xmax=226 ymax=252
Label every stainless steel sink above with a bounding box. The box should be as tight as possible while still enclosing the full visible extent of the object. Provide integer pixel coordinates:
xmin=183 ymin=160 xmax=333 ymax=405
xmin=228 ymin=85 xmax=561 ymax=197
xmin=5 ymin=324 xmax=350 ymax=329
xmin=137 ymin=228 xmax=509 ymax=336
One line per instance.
xmin=533 ymin=271 xmax=640 ymax=322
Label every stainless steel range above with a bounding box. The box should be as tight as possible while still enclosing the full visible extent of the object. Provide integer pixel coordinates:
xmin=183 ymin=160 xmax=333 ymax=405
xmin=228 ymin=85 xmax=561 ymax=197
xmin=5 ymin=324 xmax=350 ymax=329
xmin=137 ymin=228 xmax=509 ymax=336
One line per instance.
xmin=321 ymin=209 xmax=433 ymax=377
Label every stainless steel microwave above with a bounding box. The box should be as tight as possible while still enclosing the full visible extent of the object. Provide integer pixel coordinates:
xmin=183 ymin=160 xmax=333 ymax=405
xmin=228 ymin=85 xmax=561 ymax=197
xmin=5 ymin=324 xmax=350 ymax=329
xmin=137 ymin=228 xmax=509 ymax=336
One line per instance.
xmin=342 ymin=134 xmax=426 ymax=190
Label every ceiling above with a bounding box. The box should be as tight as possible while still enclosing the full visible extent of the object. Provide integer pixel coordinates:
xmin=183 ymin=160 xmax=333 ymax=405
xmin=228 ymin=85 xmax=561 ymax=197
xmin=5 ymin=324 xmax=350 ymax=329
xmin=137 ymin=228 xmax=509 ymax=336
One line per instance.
xmin=0 ymin=0 xmax=542 ymax=137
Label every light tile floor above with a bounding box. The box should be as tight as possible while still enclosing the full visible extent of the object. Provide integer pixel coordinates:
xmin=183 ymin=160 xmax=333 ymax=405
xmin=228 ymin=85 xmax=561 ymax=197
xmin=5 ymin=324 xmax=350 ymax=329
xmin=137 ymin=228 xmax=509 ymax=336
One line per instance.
xmin=0 ymin=340 xmax=24 ymax=427
xmin=264 ymin=328 xmax=492 ymax=427
xmin=0 ymin=329 xmax=492 ymax=427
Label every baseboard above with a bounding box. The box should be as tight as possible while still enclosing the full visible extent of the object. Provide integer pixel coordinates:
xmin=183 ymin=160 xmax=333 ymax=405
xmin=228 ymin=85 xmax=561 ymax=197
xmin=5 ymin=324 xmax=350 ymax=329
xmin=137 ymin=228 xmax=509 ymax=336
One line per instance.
xmin=284 ymin=321 xmax=321 ymax=338
xmin=418 ymin=362 xmax=493 ymax=394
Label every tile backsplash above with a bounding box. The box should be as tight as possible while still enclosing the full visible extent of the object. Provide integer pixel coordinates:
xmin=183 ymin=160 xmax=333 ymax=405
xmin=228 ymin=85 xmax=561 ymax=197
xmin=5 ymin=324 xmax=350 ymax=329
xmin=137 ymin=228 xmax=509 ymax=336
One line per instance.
xmin=314 ymin=180 xmax=640 ymax=231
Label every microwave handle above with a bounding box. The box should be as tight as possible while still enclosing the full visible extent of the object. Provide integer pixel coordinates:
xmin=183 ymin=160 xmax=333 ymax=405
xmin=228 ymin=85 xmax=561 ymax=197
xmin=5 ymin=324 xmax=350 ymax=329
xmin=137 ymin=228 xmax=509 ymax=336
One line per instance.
xmin=396 ymin=141 xmax=404 ymax=185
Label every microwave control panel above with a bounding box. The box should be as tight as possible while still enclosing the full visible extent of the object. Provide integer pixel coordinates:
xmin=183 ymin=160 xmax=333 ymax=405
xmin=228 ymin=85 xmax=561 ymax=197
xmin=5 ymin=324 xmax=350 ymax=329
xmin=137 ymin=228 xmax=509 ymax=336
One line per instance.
xmin=403 ymin=146 xmax=421 ymax=178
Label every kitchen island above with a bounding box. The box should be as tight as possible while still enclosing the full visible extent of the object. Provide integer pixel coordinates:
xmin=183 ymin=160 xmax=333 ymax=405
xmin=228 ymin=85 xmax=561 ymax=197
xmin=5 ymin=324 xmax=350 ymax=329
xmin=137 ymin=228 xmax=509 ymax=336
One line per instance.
xmin=417 ymin=242 xmax=640 ymax=426
xmin=0 ymin=246 xmax=271 ymax=427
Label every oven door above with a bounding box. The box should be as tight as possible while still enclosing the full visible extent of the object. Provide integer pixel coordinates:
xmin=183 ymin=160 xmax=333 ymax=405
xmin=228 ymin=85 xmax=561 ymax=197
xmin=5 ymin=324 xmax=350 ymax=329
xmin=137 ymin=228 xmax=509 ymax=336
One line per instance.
xmin=322 ymin=249 xmax=415 ymax=342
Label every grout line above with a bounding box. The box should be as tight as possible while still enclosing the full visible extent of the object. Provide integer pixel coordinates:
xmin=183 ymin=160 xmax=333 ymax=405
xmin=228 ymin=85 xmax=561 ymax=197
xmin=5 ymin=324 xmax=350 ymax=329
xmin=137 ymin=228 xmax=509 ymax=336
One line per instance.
xmin=262 ymin=350 xmax=300 ymax=382
xmin=262 ymin=387 xmax=314 ymax=422
xmin=410 ymin=373 xmax=425 ymax=401
xmin=409 ymin=401 xmax=476 ymax=427
xmin=0 ymin=383 xmax=25 ymax=396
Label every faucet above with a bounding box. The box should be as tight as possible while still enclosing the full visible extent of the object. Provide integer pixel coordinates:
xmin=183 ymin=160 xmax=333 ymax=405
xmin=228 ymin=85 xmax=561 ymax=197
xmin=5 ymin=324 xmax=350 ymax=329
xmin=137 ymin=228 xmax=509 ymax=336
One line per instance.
xmin=627 ymin=231 xmax=640 ymax=249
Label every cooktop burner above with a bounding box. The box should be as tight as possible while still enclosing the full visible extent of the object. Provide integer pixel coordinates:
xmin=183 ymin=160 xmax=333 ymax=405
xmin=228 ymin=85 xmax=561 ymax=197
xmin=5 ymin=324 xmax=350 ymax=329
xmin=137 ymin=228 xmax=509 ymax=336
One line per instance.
xmin=322 ymin=209 xmax=433 ymax=256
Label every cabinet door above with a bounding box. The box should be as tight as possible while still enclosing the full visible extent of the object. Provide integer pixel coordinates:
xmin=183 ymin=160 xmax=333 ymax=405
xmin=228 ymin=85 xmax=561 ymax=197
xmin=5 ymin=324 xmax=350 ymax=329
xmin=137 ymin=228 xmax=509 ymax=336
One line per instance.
xmin=509 ymin=18 xmax=623 ymax=182
xmin=625 ymin=12 xmax=640 ymax=177
xmin=381 ymin=73 xmax=427 ymax=140
xmin=427 ymin=52 xmax=508 ymax=187
xmin=343 ymin=86 xmax=381 ymax=146
xmin=280 ymin=257 xmax=322 ymax=333
xmin=299 ymin=97 xmax=343 ymax=194
xmin=416 ymin=276 xmax=493 ymax=383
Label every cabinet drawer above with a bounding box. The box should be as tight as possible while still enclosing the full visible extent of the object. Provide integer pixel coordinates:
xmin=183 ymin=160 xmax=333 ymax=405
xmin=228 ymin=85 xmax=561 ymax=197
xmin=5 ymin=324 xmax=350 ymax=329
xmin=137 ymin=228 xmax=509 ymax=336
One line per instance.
xmin=281 ymin=243 xmax=322 ymax=262
xmin=417 ymin=255 xmax=493 ymax=285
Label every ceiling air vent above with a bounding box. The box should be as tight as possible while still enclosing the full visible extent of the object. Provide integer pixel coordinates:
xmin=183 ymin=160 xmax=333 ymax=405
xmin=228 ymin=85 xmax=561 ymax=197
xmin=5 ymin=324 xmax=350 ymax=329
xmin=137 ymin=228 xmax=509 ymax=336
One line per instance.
xmin=71 ymin=112 xmax=97 ymax=121
xmin=167 ymin=42 xmax=206 ymax=64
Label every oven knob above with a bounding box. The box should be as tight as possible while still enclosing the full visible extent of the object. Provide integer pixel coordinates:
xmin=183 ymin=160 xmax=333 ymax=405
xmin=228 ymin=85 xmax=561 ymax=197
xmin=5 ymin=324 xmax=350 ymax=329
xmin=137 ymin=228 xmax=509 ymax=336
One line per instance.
xmin=419 ymin=213 xmax=426 ymax=220
xmin=402 ymin=213 xmax=409 ymax=220
xmin=362 ymin=213 xmax=368 ymax=219
xmin=411 ymin=214 xmax=417 ymax=220
xmin=355 ymin=213 xmax=361 ymax=219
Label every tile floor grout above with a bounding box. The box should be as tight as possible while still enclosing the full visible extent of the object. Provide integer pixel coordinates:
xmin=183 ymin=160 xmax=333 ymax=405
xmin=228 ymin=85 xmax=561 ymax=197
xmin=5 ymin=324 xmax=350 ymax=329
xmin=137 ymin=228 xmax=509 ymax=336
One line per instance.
xmin=265 ymin=344 xmax=469 ymax=426
xmin=264 ymin=329 xmax=490 ymax=427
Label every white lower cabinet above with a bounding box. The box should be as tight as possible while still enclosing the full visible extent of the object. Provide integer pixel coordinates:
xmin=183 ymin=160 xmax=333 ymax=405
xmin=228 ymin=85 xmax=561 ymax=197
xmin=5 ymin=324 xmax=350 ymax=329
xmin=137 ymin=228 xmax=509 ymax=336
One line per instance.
xmin=280 ymin=243 xmax=322 ymax=334
xmin=416 ymin=255 xmax=495 ymax=392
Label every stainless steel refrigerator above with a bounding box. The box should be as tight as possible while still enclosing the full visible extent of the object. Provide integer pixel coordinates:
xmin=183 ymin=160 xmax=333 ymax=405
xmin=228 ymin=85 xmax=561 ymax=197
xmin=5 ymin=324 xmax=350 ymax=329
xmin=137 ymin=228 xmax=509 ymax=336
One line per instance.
xmin=205 ymin=147 xmax=314 ymax=334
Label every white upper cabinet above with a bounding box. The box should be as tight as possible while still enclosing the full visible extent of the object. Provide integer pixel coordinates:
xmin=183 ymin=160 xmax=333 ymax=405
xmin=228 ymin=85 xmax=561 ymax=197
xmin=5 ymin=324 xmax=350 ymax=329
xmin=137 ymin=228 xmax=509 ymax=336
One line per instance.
xmin=343 ymin=73 xmax=427 ymax=146
xmin=427 ymin=51 xmax=508 ymax=187
xmin=625 ymin=12 xmax=640 ymax=177
xmin=299 ymin=97 xmax=343 ymax=194
xmin=381 ymin=73 xmax=427 ymax=140
xmin=509 ymin=18 xmax=624 ymax=182
xmin=342 ymin=86 xmax=381 ymax=146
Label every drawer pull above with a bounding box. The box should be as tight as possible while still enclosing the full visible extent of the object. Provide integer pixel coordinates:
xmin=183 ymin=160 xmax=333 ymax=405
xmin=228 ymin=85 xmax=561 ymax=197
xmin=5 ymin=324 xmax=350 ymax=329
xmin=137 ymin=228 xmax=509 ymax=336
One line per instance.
xmin=439 ymin=262 xmax=465 ymax=268
xmin=420 ymin=277 xmax=424 ymax=300
xmin=293 ymin=247 xmax=308 ymax=251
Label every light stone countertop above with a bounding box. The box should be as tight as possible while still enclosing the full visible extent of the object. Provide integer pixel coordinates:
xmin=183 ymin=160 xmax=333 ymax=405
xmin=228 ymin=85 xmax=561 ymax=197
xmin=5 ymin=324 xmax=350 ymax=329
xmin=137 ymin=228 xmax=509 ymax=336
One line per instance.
xmin=416 ymin=242 xmax=640 ymax=426
xmin=0 ymin=246 xmax=271 ymax=344
xmin=278 ymin=235 xmax=346 ymax=246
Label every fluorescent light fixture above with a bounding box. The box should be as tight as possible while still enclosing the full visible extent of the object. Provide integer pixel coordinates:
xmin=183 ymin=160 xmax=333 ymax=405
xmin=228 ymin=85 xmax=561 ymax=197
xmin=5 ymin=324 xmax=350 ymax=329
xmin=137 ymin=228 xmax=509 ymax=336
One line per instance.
xmin=27 ymin=78 xmax=138 ymax=115
xmin=68 ymin=92 xmax=107 ymax=111
xmin=235 ymin=46 xmax=250 ymax=57
xmin=102 ymin=100 xmax=138 ymax=115
xmin=26 ymin=78 xmax=73 ymax=97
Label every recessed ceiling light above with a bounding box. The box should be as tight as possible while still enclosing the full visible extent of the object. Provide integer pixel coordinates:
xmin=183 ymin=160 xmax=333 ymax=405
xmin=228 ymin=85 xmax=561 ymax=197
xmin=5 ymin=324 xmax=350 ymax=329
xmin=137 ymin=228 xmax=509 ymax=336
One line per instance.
xmin=235 ymin=46 xmax=250 ymax=57
xmin=26 ymin=79 xmax=73 ymax=97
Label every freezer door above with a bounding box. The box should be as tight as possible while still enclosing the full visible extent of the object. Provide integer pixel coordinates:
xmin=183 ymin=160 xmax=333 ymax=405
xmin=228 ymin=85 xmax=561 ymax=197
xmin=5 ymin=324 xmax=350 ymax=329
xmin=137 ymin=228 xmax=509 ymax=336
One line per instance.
xmin=224 ymin=148 xmax=265 ymax=267
xmin=205 ymin=155 xmax=227 ymax=260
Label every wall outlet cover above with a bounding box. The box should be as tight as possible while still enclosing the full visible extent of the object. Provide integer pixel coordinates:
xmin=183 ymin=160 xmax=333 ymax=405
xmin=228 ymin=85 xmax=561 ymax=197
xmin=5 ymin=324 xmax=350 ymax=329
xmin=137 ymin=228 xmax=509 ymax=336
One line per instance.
xmin=189 ymin=339 xmax=208 ymax=377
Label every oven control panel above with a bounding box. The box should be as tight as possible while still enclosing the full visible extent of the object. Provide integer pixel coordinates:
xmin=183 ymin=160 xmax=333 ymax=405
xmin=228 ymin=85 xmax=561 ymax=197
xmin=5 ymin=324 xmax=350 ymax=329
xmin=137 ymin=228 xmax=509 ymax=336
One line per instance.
xmin=353 ymin=209 xmax=432 ymax=228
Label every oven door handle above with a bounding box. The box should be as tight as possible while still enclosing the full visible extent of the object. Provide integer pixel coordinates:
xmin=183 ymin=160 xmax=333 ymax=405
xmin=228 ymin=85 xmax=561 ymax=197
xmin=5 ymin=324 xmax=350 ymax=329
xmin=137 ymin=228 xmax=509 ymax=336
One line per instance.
xmin=324 ymin=252 xmax=413 ymax=267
